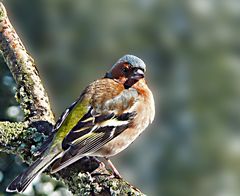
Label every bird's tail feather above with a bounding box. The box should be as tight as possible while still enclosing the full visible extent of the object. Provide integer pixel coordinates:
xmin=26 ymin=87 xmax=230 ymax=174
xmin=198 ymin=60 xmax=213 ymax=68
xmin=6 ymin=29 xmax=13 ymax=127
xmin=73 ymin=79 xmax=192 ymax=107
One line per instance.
xmin=6 ymin=153 xmax=59 ymax=193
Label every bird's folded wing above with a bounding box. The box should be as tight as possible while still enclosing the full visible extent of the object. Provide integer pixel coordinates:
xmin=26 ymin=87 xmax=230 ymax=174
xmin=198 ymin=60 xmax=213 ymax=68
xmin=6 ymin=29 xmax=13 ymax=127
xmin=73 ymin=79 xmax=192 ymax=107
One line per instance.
xmin=51 ymin=112 xmax=136 ymax=173
xmin=50 ymin=80 xmax=139 ymax=173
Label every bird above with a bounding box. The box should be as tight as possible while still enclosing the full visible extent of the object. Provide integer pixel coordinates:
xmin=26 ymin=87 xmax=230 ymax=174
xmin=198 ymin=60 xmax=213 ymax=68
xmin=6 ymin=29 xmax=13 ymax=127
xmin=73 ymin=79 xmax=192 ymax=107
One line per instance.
xmin=6 ymin=54 xmax=155 ymax=193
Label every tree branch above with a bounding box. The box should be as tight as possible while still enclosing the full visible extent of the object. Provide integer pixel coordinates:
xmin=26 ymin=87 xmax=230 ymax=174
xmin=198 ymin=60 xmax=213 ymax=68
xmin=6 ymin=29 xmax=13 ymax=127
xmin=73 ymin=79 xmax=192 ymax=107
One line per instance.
xmin=0 ymin=2 xmax=145 ymax=195
xmin=0 ymin=3 xmax=54 ymax=123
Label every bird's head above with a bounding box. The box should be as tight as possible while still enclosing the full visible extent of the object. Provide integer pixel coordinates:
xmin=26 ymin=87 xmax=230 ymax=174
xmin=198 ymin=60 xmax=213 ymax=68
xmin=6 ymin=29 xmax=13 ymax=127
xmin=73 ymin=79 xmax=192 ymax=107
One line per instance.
xmin=105 ymin=54 xmax=146 ymax=88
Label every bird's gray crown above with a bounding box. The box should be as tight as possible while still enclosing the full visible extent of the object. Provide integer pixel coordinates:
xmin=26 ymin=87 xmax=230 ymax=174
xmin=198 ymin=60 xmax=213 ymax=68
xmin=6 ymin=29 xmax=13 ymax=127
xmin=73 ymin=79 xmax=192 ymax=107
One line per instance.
xmin=113 ymin=54 xmax=146 ymax=72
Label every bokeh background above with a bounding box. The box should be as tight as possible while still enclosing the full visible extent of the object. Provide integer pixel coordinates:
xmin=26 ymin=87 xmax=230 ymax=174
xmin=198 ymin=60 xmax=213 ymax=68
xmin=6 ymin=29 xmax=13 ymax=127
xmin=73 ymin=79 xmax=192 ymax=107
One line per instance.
xmin=1 ymin=0 xmax=240 ymax=195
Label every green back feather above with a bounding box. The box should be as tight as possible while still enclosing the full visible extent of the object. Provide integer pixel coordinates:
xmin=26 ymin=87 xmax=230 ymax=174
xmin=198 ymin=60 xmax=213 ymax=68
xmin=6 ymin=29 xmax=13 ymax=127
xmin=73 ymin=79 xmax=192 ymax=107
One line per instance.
xmin=51 ymin=98 xmax=90 ymax=149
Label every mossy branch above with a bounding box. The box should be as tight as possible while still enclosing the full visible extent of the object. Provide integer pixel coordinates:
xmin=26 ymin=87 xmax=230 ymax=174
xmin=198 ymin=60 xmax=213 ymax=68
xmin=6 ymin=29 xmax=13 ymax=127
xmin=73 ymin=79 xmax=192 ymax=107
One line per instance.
xmin=0 ymin=121 xmax=28 ymax=153
xmin=0 ymin=2 xmax=145 ymax=195
xmin=0 ymin=3 xmax=54 ymax=124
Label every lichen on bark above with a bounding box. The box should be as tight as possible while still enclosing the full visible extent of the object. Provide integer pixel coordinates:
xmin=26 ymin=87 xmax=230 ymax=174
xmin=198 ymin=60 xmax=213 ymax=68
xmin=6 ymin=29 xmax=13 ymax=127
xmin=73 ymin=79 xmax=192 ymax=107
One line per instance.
xmin=0 ymin=121 xmax=28 ymax=153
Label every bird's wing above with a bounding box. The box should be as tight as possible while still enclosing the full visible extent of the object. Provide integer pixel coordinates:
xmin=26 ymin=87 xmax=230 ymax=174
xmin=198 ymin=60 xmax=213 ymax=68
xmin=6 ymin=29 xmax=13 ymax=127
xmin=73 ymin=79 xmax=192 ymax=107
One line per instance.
xmin=50 ymin=78 xmax=139 ymax=173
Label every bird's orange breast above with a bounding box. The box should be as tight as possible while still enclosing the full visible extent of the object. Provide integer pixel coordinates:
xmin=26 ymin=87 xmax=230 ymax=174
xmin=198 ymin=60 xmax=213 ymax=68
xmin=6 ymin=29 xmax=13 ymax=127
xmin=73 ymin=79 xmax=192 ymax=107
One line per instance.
xmin=94 ymin=79 xmax=155 ymax=157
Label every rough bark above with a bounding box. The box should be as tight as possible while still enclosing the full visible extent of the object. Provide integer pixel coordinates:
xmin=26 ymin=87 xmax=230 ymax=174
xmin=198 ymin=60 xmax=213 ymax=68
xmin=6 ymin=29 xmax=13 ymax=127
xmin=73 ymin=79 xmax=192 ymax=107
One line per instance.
xmin=0 ymin=3 xmax=145 ymax=196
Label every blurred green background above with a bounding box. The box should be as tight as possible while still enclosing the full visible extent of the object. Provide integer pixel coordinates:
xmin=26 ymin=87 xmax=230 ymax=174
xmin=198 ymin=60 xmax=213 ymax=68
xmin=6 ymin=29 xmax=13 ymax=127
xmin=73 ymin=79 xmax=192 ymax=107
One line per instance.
xmin=1 ymin=0 xmax=240 ymax=195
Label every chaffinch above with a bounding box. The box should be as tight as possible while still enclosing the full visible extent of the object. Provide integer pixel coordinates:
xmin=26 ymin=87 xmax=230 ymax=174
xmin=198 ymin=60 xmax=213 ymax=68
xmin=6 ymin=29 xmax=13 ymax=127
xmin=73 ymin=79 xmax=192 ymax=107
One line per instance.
xmin=7 ymin=54 xmax=155 ymax=193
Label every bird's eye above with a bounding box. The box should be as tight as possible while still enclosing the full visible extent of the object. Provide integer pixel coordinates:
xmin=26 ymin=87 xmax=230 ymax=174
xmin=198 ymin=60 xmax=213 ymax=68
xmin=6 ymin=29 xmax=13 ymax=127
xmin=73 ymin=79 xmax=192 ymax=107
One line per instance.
xmin=123 ymin=67 xmax=129 ymax=73
xmin=122 ymin=63 xmax=132 ymax=74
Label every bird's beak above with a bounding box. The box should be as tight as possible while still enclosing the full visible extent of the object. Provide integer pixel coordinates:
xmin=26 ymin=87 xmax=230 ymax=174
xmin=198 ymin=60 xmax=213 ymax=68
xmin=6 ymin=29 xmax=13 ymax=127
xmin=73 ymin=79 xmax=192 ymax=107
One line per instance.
xmin=131 ymin=68 xmax=145 ymax=80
